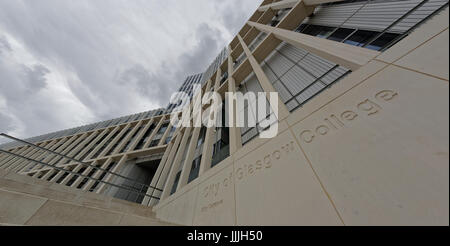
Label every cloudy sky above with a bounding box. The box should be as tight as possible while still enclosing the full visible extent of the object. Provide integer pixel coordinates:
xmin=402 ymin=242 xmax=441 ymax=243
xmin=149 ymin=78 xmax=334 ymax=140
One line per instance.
xmin=0 ymin=0 xmax=262 ymax=143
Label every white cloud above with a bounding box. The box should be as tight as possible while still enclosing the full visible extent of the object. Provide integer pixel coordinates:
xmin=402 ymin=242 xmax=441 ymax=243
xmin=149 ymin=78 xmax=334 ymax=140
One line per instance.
xmin=0 ymin=0 xmax=262 ymax=141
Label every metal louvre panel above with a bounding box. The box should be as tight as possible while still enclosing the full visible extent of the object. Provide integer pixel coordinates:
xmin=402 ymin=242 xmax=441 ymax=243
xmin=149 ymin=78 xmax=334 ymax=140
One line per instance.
xmin=265 ymin=51 xmax=295 ymax=78
xmin=272 ymin=80 xmax=293 ymax=103
xmin=238 ymin=100 xmax=253 ymax=133
xmin=342 ymin=0 xmax=422 ymax=31
xmin=244 ymin=74 xmax=264 ymax=95
xmin=321 ymin=66 xmax=350 ymax=85
xmin=286 ymin=100 xmax=300 ymax=112
xmin=276 ymin=42 xmax=308 ymax=64
xmin=262 ymin=63 xmax=278 ymax=84
xmin=298 ymin=53 xmax=336 ymax=78
xmin=307 ymin=3 xmax=366 ymax=27
xmin=295 ymin=81 xmax=326 ymax=105
xmin=241 ymin=128 xmax=258 ymax=144
xmin=279 ymin=65 xmax=316 ymax=96
xmin=390 ymin=0 xmax=449 ymax=32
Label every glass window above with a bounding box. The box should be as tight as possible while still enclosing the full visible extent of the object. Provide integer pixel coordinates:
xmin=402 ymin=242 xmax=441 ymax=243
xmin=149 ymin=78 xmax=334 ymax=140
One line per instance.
xmin=327 ymin=28 xmax=355 ymax=42
xmin=157 ymin=123 xmax=168 ymax=134
xmin=188 ymin=156 xmax=201 ymax=183
xmin=197 ymin=126 xmax=207 ymax=147
xmin=296 ymin=24 xmax=309 ymax=33
xmin=170 ymin=171 xmax=181 ymax=195
xmin=365 ymin=32 xmax=400 ymax=51
xmin=302 ymin=25 xmax=335 ymax=38
xmin=344 ymin=30 xmax=379 ymax=47
xmin=149 ymin=139 xmax=159 ymax=147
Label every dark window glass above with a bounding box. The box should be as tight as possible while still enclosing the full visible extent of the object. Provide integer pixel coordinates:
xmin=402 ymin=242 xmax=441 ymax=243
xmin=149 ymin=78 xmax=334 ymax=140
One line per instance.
xmin=158 ymin=123 xmax=168 ymax=134
xmin=188 ymin=156 xmax=201 ymax=183
xmin=302 ymin=25 xmax=335 ymax=38
xmin=149 ymin=139 xmax=159 ymax=147
xmin=344 ymin=30 xmax=379 ymax=47
xmin=365 ymin=32 xmax=401 ymax=51
xmin=296 ymin=24 xmax=309 ymax=33
xmin=327 ymin=28 xmax=355 ymax=42
xmin=164 ymin=136 xmax=172 ymax=144
xmin=170 ymin=171 xmax=181 ymax=195
xmin=197 ymin=126 xmax=207 ymax=147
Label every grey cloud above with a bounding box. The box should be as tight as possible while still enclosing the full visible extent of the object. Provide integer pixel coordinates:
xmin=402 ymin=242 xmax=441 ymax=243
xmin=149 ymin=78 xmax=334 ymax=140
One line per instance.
xmin=0 ymin=0 xmax=262 ymax=140
xmin=0 ymin=112 xmax=14 ymax=132
xmin=23 ymin=64 xmax=50 ymax=92
xmin=0 ymin=35 xmax=11 ymax=54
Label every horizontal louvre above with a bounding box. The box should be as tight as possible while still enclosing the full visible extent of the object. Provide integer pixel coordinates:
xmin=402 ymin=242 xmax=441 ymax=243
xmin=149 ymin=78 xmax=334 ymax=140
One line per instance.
xmin=390 ymin=0 xmax=449 ymax=32
xmin=276 ymin=42 xmax=309 ymax=63
xmin=280 ymin=65 xmax=317 ymax=96
xmin=297 ymin=53 xmax=336 ymax=78
xmin=295 ymin=82 xmax=327 ymax=105
xmin=342 ymin=0 xmax=422 ymax=32
xmin=321 ymin=66 xmax=351 ymax=85
xmin=307 ymin=3 xmax=366 ymax=27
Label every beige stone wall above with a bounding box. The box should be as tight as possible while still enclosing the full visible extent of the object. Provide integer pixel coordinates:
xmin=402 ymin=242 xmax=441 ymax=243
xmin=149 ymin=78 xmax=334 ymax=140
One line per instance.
xmin=153 ymin=7 xmax=449 ymax=226
xmin=0 ymin=168 xmax=175 ymax=226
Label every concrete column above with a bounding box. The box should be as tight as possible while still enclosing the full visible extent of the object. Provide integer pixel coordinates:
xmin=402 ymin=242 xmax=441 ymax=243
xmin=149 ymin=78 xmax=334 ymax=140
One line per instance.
xmin=176 ymin=125 xmax=201 ymax=190
xmin=199 ymin=69 xmax=222 ymax=176
xmin=113 ymin=122 xmax=142 ymax=154
xmin=68 ymin=128 xmax=116 ymax=186
xmin=12 ymin=140 xmax=57 ymax=173
xmin=70 ymin=160 xmax=98 ymax=189
xmin=18 ymin=138 xmax=66 ymax=174
xmin=0 ymin=147 xmax=18 ymax=164
xmin=60 ymin=130 xmax=101 ymax=185
xmin=99 ymin=124 xmax=131 ymax=157
xmin=150 ymin=132 xmax=182 ymax=203
xmin=85 ymin=128 xmax=115 ymax=160
xmin=258 ymin=0 xmax=298 ymax=11
xmin=228 ymin=45 xmax=243 ymax=154
xmin=142 ymin=140 xmax=174 ymax=206
xmin=0 ymin=146 xmax=27 ymax=168
xmin=9 ymin=141 xmax=54 ymax=172
xmin=247 ymin=21 xmax=380 ymax=71
xmin=96 ymin=154 xmax=128 ymax=194
xmin=82 ymin=158 xmax=113 ymax=191
xmin=238 ymin=34 xmax=291 ymax=120
xmin=143 ymin=115 xmax=166 ymax=149
xmin=3 ymin=145 xmax=39 ymax=170
xmin=128 ymin=119 xmax=154 ymax=151
xmin=29 ymin=135 xmax=77 ymax=176
xmin=158 ymin=121 xmax=172 ymax=146
xmin=161 ymin=127 xmax=192 ymax=199
xmin=2 ymin=144 xmax=37 ymax=169
xmin=78 ymin=129 xmax=109 ymax=161
xmin=43 ymin=133 xmax=89 ymax=180
xmin=205 ymin=79 xmax=213 ymax=93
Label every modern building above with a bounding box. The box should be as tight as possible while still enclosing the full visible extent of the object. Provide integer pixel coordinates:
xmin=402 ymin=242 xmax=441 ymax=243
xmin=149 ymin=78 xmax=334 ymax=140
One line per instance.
xmin=0 ymin=0 xmax=448 ymax=226
xmin=165 ymin=73 xmax=203 ymax=114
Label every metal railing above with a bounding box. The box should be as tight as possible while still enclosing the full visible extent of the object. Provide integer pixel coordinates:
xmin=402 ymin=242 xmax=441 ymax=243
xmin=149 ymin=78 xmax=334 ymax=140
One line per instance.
xmin=0 ymin=133 xmax=162 ymax=205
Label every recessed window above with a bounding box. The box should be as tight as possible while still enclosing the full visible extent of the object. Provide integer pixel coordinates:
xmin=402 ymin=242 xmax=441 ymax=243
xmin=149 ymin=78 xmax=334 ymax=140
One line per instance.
xmin=303 ymin=25 xmax=335 ymax=38
xmin=365 ymin=32 xmax=400 ymax=51
xmin=344 ymin=30 xmax=379 ymax=47
xmin=327 ymin=28 xmax=355 ymax=42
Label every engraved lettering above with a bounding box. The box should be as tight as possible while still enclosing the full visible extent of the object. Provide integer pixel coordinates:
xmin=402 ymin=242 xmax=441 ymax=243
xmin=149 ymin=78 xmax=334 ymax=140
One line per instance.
xmin=357 ymin=99 xmax=381 ymax=116
xmin=316 ymin=125 xmax=329 ymax=135
xmin=298 ymin=89 xmax=398 ymax=144
xmin=376 ymin=90 xmax=398 ymax=102
xmin=341 ymin=111 xmax=358 ymax=121
xmin=264 ymin=155 xmax=271 ymax=168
